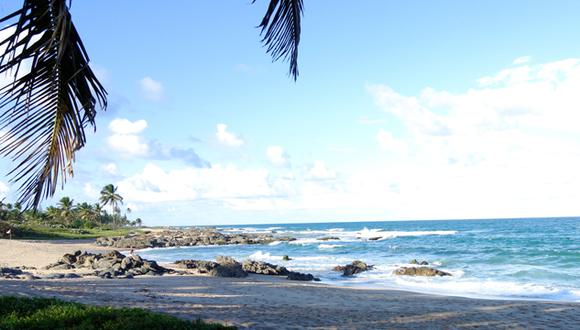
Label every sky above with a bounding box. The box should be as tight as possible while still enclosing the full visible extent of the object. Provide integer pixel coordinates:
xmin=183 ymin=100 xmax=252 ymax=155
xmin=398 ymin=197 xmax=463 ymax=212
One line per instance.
xmin=1 ymin=1 xmax=580 ymax=225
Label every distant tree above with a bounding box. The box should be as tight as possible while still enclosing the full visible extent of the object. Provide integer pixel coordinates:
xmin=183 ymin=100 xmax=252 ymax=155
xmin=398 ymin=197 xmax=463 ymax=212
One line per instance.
xmin=135 ymin=218 xmax=142 ymax=227
xmin=57 ymin=197 xmax=75 ymax=224
xmin=76 ymin=202 xmax=97 ymax=223
xmin=99 ymin=184 xmax=123 ymax=227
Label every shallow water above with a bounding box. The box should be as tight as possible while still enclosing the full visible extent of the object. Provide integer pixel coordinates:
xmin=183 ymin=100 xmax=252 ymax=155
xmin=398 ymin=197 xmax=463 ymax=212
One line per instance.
xmin=139 ymin=217 xmax=580 ymax=302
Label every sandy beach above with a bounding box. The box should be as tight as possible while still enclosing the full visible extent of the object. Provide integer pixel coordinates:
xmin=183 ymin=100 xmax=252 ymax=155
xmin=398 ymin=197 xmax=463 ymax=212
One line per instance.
xmin=1 ymin=239 xmax=579 ymax=329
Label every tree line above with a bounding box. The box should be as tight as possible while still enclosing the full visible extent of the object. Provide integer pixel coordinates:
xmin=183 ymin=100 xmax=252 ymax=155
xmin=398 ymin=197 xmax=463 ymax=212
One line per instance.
xmin=0 ymin=184 xmax=142 ymax=229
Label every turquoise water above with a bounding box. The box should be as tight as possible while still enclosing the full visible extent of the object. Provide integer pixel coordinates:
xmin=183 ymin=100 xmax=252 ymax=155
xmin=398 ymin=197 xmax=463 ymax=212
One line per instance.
xmin=139 ymin=217 xmax=580 ymax=302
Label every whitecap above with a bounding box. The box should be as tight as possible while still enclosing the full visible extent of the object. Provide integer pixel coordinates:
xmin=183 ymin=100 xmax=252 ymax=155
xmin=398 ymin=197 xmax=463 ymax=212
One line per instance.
xmin=318 ymin=244 xmax=345 ymax=250
xmin=356 ymin=227 xmax=457 ymax=240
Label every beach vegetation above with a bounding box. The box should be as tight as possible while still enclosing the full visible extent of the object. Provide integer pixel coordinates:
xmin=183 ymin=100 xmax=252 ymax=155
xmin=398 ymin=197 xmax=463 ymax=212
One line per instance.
xmin=0 ymin=184 xmax=140 ymax=239
xmin=0 ymin=296 xmax=235 ymax=330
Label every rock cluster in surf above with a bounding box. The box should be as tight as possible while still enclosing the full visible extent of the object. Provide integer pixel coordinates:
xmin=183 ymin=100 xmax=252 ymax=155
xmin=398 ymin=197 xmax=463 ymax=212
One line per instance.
xmin=95 ymin=228 xmax=295 ymax=249
xmin=333 ymin=260 xmax=374 ymax=276
xmin=393 ymin=266 xmax=451 ymax=277
xmin=175 ymin=257 xmax=320 ymax=281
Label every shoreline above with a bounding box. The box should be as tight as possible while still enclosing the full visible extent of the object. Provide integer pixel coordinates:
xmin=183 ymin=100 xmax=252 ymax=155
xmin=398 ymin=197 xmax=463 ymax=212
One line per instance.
xmin=2 ymin=272 xmax=578 ymax=329
xmin=3 ymin=238 xmax=578 ymax=304
xmin=1 ymin=238 xmax=579 ymax=328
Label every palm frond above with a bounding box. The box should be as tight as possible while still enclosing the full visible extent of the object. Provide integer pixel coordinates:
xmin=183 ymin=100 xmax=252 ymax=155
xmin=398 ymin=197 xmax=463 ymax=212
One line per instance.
xmin=255 ymin=0 xmax=303 ymax=80
xmin=0 ymin=0 xmax=107 ymax=209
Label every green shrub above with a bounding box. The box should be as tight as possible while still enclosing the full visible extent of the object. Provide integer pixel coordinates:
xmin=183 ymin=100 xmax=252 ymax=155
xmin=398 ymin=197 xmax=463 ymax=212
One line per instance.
xmin=0 ymin=296 xmax=235 ymax=330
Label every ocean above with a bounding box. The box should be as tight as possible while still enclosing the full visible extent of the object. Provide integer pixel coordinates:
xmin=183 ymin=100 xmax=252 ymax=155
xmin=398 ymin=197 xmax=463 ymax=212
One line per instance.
xmin=139 ymin=217 xmax=580 ymax=302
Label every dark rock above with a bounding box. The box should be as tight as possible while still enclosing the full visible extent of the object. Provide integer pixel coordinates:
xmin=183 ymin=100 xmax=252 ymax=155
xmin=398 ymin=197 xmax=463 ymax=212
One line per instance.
xmin=333 ymin=260 xmax=373 ymax=276
xmin=64 ymin=273 xmax=81 ymax=279
xmin=317 ymin=236 xmax=340 ymax=241
xmin=19 ymin=266 xmax=37 ymax=270
xmin=242 ymin=260 xmax=290 ymax=276
xmin=208 ymin=265 xmax=247 ymax=278
xmin=60 ymin=253 xmax=77 ymax=265
xmin=409 ymin=259 xmax=429 ymax=265
xmin=0 ymin=267 xmax=23 ymax=276
xmin=49 ymin=263 xmax=75 ymax=270
xmin=104 ymin=250 xmax=125 ymax=260
xmin=120 ymin=256 xmax=135 ymax=270
xmin=287 ymin=271 xmax=320 ymax=281
xmin=95 ymin=258 xmax=118 ymax=270
xmin=282 ymin=255 xmax=292 ymax=261
xmin=0 ymin=267 xmax=27 ymax=279
xmin=95 ymin=228 xmax=294 ymax=249
xmin=174 ymin=260 xmax=219 ymax=273
xmin=48 ymin=250 xmax=170 ymax=279
xmin=394 ymin=266 xmax=451 ymax=277
xmin=215 ymin=256 xmax=238 ymax=266
xmin=368 ymin=237 xmax=382 ymax=241
xmin=208 ymin=256 xmax=247 ymax=278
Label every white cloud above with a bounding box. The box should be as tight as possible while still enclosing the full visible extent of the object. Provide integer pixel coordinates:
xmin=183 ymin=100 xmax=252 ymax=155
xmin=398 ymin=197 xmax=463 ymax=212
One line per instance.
xmin=109 ymin=118 xmax=147 ymax=135
xmin=362 ymin=57 xmax=580 ymax=218
xmin=376 ymin=129 xmax=407 ymax=153
xmin=307 ymin=160 xmax=336 ymax=180
xmin=266 ymin=146 xmax=290 ymax=166
xmin=107 ymin=119 xmax=149 ymax=157
xmin=139 ymin=76 xmax=163 ymax=101
xmin=83 ymin=183 xmax=98 ymax=199
xmin=216 ymin=124 xmax=244 ymax=147
xmin=118 ymin=163 xmax=283 ymax=205
xmin=513 ymin=56 xmax=531 ymax=65
xmin=106 ymin=118 xmax=208 ymax=166
xmin=99 ymin=58 xmax=580 ymax=221
xmin=102 ymin=162 xmax=118 ymax=175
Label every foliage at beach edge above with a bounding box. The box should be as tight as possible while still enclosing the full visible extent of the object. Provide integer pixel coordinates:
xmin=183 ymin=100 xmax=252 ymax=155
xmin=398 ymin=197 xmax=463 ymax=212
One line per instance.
xmin=0 ymin=296 xmax=236 ymax=330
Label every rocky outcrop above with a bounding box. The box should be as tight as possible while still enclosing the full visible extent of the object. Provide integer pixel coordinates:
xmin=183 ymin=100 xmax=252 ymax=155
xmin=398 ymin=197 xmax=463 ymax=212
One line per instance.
xmin=45 ymin=250 xmax=171 ymax=278
xmin=393 ymin=266 xmax=451 ymax=277
xmin=242 ymin=260 xmax=290 ymax=276
xmin=287 ymin=272 xmax=319 ymax=281
xmin=0 ymin=267 xmax=38 ymax=280
xmin=210 ymin=256 xmax=248 ymax=278
xmin=409 ymin=259 xmax=429 ymax=265
xmin=317 ymin=236 xmax=340 ymax=241
xmin=242 ymin=259 xmax=320 ymax=281
xmin=95 ymin=228 xmax=295 ymax=249
xmin=1 ymin=267 xmax=23 ymax=279
xmin=333 ymin=260 xmax=374 ymax=276
xmin=174 ymin=260 xmax=219 ymax=274
xmin=174 ymin=257 xmax=320 ymax=281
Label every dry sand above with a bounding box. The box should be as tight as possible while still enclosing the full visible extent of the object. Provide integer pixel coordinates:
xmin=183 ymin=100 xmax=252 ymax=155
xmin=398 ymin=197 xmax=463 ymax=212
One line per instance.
xmin=0 ymin=239 xmax=111 ymax=269
xmin=1 ymin=239 xmax=579 ymax=329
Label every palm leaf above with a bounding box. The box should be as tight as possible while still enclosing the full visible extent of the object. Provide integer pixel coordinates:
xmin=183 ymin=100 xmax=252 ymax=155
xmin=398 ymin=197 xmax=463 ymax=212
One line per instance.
xmin=0 ymin=0 xmax=107 ymax=209
xmin=255 ymin=0 xmax=303 ymax=80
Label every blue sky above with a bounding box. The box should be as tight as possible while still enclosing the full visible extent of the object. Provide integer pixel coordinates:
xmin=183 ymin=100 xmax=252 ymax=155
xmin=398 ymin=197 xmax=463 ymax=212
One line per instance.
xmin=2 ymin=1 xmax=580 ymax=225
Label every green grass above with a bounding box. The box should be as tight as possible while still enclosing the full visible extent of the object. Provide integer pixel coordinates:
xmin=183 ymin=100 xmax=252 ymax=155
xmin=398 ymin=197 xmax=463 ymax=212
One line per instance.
xmin=0 ymin=296 xmax=236 ymax=330
xmin=10 ymin=224 xmax=139 ymax=240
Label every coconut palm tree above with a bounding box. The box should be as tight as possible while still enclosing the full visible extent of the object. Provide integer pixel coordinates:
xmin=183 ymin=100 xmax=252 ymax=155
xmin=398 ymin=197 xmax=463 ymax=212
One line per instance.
xmin=99 ymin=184 xmax=123 ymax=227
xmin=0 ymin=0 xmax=303 ymax=209
xmin=57 ymin=196 xmax=75 ymax=224
xmin=76 ymin=202 xmax=97 ymax=223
